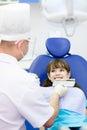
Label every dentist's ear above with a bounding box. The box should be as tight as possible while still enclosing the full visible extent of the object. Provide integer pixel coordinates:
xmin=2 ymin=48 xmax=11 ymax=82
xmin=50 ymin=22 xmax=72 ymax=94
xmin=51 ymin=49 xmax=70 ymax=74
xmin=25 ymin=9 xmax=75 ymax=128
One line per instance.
xmin=15 ymin=40 xmax=24 ymax=48
xmin=16 ymin=40 xmax=25 ymax=58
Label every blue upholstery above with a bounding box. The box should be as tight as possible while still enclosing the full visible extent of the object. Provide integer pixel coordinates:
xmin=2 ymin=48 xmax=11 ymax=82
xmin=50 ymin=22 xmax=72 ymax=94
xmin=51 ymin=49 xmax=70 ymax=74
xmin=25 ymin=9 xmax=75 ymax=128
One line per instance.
xmin=26 ymin=37 xmax=87 ymax=130
xmin=28 ymin=37 xmax=87 ymax=98
xmin=46 ymin=38 xmax=70 ymax=57
xmin=25 ymin=120 xmax=39 ymax=130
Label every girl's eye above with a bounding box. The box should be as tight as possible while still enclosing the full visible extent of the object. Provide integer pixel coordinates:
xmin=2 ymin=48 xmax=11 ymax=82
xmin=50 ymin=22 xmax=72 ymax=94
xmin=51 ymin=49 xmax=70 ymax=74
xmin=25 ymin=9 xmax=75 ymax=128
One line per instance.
xmin=51 ymin=69 xmax=55 ymax=72
xmin=60 ymin=68 xmax=65 ymax=72
xmin=60 ymin=69 xmax=64 ymax=71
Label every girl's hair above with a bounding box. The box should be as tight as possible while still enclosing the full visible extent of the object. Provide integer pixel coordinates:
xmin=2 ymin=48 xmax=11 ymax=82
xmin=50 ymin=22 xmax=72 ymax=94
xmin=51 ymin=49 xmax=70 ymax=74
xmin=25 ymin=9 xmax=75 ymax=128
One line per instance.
xmin=42 ymin=59 xmax=80 ymax=88
xmin=46 ymin=59 xmax=70 ymax=74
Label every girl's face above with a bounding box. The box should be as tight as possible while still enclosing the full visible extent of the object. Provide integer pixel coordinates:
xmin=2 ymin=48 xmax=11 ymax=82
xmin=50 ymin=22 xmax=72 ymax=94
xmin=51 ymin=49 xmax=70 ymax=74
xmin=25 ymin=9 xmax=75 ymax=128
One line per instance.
xmin=48 ymin=67 xmax=70 ymax=82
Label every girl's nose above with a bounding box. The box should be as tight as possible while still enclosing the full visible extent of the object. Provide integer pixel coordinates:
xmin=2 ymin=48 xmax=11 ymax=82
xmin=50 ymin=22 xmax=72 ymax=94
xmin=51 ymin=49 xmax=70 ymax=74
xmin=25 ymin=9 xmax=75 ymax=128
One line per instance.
xmin=55 ymin=71 xmax=60 ymax=75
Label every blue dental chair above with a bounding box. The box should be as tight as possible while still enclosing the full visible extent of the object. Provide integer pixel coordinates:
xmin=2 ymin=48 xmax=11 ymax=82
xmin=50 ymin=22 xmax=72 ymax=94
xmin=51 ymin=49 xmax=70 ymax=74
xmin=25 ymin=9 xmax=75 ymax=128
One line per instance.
xmin=28 ymin=37 xmax=87 ymax=97
xmin=26 ymin=37 xmax=87 ymax=130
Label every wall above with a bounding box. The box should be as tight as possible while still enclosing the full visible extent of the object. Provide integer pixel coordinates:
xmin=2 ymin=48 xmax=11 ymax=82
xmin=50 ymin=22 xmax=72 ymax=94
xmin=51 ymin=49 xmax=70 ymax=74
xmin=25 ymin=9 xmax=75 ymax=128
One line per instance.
xmin=19 ymin=3 xmax=87 ymax=68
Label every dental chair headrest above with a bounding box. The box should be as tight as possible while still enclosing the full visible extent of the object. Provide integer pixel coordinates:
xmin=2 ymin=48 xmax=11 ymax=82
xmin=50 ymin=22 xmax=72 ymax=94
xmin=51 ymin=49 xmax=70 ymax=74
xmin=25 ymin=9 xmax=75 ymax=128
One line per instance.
xmin=46 ymin=37 xmax=71 ymax=58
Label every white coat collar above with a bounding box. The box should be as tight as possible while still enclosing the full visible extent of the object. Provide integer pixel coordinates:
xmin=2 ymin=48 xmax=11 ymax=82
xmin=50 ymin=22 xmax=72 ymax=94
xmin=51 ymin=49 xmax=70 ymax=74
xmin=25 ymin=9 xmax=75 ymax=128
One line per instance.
xmin=0 ymin=53 xmax=18 ymax=65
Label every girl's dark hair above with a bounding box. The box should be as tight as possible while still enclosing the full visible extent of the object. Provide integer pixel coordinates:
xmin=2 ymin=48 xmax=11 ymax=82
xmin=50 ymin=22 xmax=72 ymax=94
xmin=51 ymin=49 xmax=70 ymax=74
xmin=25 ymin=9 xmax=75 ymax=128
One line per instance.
xmin=46 ymin=59 xmax=70 ymax=74
xmin=42 ymin=78 xmax=52 ymax=87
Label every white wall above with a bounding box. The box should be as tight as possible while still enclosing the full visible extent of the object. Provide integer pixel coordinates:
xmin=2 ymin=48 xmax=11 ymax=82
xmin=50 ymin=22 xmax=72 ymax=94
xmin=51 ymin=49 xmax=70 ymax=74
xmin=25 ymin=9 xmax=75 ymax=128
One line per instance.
xmin=19 ymin=3 xmax=87 ymax=68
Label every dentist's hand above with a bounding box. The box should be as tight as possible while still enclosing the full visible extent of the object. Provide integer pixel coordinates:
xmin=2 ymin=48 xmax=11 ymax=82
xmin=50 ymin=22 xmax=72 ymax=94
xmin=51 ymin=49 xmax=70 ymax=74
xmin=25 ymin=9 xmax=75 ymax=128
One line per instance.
xmin=53 ymin=84 xmax=67 ymax=97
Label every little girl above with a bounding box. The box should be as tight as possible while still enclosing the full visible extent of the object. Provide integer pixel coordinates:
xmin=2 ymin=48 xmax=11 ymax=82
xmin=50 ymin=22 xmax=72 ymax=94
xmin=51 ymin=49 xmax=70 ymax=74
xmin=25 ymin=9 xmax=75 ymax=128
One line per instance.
xmin=41 ymin=59 xmax=87 ymax=130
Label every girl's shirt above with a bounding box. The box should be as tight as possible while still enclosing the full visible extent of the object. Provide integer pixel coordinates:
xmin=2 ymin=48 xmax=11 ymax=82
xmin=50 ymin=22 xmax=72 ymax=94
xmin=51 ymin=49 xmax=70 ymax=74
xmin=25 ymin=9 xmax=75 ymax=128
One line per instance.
xmin=40 ymin=86 xmax=87 ymax=129
xmin=40 ymin=86 xmax=86 ymax=115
